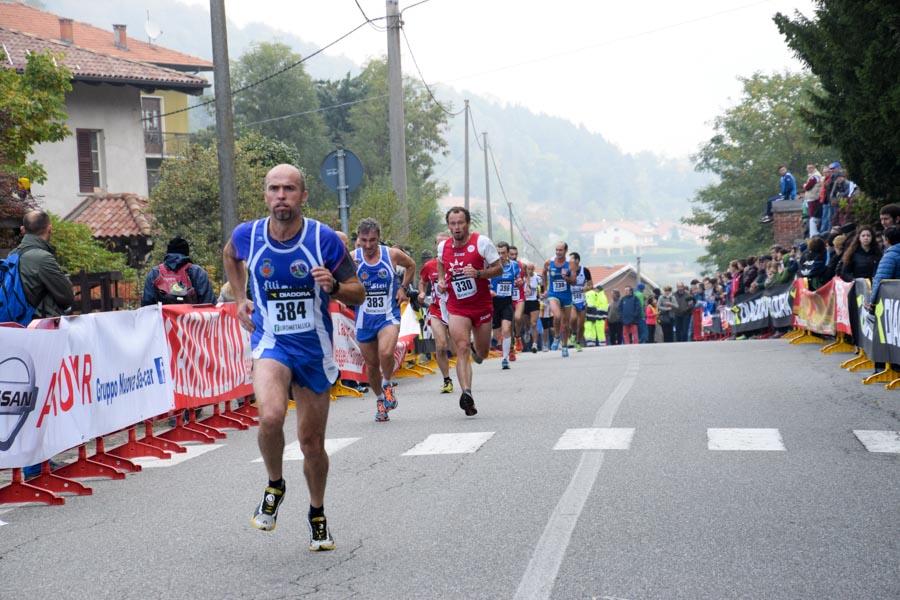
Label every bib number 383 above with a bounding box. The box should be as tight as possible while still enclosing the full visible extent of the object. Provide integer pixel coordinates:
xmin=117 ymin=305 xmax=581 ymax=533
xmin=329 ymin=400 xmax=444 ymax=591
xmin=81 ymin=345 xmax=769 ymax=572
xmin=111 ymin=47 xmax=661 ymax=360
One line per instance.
xmin=365 ymin=292 xmax=389 ymax=315
xmin=451 ymin=276 xmax=477 ymax=299
xmin=267 ymin=288 xmax=314 ymax=334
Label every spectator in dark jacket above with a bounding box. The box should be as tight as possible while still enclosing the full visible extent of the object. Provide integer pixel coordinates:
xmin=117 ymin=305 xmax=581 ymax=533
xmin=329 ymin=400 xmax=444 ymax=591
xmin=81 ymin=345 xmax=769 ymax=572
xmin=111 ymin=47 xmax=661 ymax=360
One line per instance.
xmin=15 ymin=210 xmax=74 ymax=318
xmin=740 ymin=257 xmax=759 ymax=292
xmin=869 ymin=227 xmax=900 ymax=308
xmin=141 ymin=237 xmax=215 ymax=307
xmin=618 ymin=286 xmax=642 ymax=344
xmin=607 ymin=290 xmax=623 ymax=345
xmin=673 ymin=282 xmax=694 ymax=342
xmin=799 ymin=237 xmax=828 ymax=290
xmin=840 ymin=226 xmax=881 ymax=281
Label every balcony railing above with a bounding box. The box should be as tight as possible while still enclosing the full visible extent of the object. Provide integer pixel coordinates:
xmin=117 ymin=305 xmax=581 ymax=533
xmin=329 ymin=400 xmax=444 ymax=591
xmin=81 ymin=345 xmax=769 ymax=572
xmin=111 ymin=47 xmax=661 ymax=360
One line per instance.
xmin=144 ymin=131 xmax=192 ymax=158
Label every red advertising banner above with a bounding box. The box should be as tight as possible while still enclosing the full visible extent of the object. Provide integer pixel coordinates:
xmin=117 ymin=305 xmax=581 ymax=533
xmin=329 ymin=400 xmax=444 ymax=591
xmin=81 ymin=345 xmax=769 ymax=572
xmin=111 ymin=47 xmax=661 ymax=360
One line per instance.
xmin=833 ymin=278 xmax=853 ymax=335
xmin=330 ymin=301 xmax=367 ymax=383
xmin=797 ymin=278 xmax=837 ymax=336
xmin=162 ymin=304 xmax=253 ymax=409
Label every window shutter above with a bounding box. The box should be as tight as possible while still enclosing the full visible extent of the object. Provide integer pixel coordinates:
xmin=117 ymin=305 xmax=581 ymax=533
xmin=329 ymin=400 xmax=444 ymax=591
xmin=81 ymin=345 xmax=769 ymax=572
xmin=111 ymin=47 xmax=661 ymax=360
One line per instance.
xmin=76 ymin=130 xmax=94 ymax=193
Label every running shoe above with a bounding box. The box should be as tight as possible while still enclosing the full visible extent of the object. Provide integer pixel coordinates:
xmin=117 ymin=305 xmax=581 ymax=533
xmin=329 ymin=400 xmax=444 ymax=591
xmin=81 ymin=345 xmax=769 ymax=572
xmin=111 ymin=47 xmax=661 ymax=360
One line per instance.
xmin=561 ymin=346 xmax=569 ymax=358
xmin=515 ymin=339 xmax=523 ymax=352
xmin=531 ymin=345 xmax=538 ymax=354
xmin=250 ymin=483 xmax=286 ymax=531
xmin=509 ymin=349 xmax=517 ymax=362
xmin=459 ymin=391 xmax=478 ymax=416
xmin=470 ymin=342 xmax=483 ymax=364
xmin=550 ymin=340 xmax=559 ymax=351
xmin=383 ymin=384 xmax=398 ymax=411
xmin=307 ymin=515 xmax=336 ymax=551
xmin=440 ymin=378 xmax=454 ymax=393
xmin=542 ymin=346 xmax=549 ymax=353
xmin=375 ymin=398 xmax=390 ymax=422
xmin=576 ymin=343 xmax=583 ymax=352
xmin=501 ymin=358 xmax=510 ymax=370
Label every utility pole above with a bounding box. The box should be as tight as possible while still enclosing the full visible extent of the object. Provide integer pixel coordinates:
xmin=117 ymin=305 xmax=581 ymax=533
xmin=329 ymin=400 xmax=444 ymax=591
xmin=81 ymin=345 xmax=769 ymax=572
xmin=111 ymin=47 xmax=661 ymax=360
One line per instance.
xmin=483 ymin=131 xmax=492 ymax=239
xmin=209 ymin=0 xmax=237 ymax=248
xmin=386 ymin=0 xmax=409 ymax=241
xmin=464 ymin=99 xmax=470 ymax=211
xmin=508 ymin=201 xmax=514 ymax=246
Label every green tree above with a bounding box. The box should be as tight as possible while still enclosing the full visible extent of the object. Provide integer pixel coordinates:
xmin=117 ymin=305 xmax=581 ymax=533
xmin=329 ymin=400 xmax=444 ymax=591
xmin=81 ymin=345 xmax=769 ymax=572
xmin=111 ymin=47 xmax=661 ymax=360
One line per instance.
xmin=316 ymin=73 xmax=367 ymax=145
xmin=50 ymin=215 xmax=135 ymax=279
xmin=230 ymin=42 xmax=330 ymax=204
xmin=149 ymin=131 xmax=333 ymax=284
xmin=774 ymin=1 xmax=900 ymax=202
xmin=0 ymin=51 xmax=71 ymax=186
xmin=685 ymin=72 xmax=835 ymax=270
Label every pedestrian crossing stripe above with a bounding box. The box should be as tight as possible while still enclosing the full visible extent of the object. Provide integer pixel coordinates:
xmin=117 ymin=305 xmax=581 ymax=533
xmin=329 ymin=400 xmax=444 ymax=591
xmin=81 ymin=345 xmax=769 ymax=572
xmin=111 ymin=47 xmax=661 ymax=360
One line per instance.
xmin=133 ymin=444 xmax=226 ymax=468
xmin=707 ymin=428 xmax=785 ymax=451
xmin=251 ymin=437 xmax=361 ymax=463
xmin=553 ymin=428 xmax=635 ymax=450
xmin=402 ymin=432 xmax=495 ymax=456
xmin=853 ymin=430 xmax=900 ymax=453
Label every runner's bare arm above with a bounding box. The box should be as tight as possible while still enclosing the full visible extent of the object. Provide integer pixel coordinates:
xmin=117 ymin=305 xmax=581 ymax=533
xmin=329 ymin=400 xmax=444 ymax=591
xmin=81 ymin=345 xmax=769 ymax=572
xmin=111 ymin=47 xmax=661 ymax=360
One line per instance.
xmin=542 ymin=261 xmax=550 ymax=296
xmin=390 ymin=247 xmax=416 ymax=301
xmin=223 ymin=240 xmax=254 ymax=332
xmin=480 ymin=259 xmax=503 ymax=280
xmin=313 ymin=252 xmax=364 ymax=305
xmin=436 ymin=261 xmax=447 ymax=294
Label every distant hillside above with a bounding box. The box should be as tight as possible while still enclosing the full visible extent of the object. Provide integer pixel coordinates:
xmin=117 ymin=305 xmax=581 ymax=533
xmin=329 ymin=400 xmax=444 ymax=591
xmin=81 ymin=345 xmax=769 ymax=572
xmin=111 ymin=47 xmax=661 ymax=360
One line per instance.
xmin=36 ymin=0 xmax=714 ymax=232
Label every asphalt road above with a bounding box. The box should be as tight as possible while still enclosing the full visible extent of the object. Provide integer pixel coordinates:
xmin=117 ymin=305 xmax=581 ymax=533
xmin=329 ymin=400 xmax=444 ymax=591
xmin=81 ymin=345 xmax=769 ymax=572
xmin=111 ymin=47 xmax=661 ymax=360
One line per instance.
xmin=1 ymin=340 xmax=898 ymax=600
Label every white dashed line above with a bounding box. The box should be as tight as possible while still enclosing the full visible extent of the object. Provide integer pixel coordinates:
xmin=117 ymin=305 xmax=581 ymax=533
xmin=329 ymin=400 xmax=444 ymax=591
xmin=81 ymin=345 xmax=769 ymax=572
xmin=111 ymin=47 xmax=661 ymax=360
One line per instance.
xmin=707 ymin=428 xmax=785 ymax=451
xmin=853 ymin=430 xmax=900 ymax=453
xmin=251 ymin=437 xmax=361 ymax=463
xmin=553 ymin=428 xmax=635 ymax=451
xmin=402 ymin=432 xmax=495 ymax=456
xmin=133 ymin=444 xmax=225 ymax=468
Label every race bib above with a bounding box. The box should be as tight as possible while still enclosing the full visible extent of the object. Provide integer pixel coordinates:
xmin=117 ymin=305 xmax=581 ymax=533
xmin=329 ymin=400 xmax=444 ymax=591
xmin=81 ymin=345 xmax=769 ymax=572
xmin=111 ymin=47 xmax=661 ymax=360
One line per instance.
xmin=513 ymin=287 xmax=521 ymax=301
xmin=364 ymin=292 xmax=390 ymax=315
xmin=451 ymin=276 xmax=477 ymax=299
xmin=552 ymin=280 xmax=566 ymax=292
xmin=572 ymin=290 xmax=584 ymax=303
xmin=267 ymin=288 xmax=314 ymax=335
xmin=497 ymin=281 xmax=513 ymax=297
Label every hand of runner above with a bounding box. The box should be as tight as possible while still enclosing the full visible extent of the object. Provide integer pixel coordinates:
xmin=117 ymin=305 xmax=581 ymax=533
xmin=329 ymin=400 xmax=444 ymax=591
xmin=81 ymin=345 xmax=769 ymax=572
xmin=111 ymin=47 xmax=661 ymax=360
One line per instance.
xmin=462 ymin=265 xmax=478 ymax=278
xmin=312 ymin=266 xmax=335 ymax=293
xmin=396 ymin=286 xmax=408 ymax=304
xmin=236 ymin=298 xmax=255 ymax=333
xmin=436 ymin=280 xmax=447 ymax=295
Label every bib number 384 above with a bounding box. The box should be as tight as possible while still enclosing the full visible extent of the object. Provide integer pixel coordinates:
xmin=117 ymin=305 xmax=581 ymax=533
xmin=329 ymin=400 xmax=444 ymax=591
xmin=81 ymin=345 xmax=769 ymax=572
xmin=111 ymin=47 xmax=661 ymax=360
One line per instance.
xmin=451 ymin=276 xmax=477 ymax=299
xmin=267 ymin=288 xmax=314 ymax=334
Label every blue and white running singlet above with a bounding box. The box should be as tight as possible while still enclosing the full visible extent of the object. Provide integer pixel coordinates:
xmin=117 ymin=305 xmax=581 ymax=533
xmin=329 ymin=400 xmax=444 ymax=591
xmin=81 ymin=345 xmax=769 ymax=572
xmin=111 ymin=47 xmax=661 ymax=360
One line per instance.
xmin=353 ymin=245 xmax=401 ymax=343
xmin=547 ymin=259 xmax=572 ymax=306
xmin=230 ymin=217 xmax=346 ymax=393
xmin=490 ymin=260 xmax=520 ymax=298
xmin=571 ymin=266 xmax=587 ymax=311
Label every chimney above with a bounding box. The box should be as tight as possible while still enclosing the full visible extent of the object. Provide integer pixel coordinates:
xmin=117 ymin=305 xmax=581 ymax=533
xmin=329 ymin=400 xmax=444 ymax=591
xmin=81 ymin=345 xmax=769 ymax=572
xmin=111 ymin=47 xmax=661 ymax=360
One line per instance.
xmin=113 ymin=24 xmax=127 ymax=50
xmin=58 ymin=18 xmax=73 ymax=44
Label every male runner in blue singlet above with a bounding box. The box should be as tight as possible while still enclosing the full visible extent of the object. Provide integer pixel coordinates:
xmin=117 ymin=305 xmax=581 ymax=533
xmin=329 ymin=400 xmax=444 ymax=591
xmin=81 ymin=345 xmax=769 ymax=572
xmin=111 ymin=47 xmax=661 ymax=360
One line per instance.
xmin=353 ymin=218 xmax=415 ymax=422
xmin=223 ymin=164 xmax=364 ymax=552
xmin=568 ymin=252 xmax=593 ymax=352
xmin=542 ymin=242 xmax=576 ymax=357
xmin=490 ymin=241 xmax=521 ymax=369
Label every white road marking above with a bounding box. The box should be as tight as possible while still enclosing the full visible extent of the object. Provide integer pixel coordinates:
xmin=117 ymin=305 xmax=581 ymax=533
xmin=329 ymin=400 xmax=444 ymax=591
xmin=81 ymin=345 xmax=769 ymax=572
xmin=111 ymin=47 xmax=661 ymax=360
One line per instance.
xmin=553 ymin=428 xmax=635 ymax=451
xmin=515 ymin=347 xmax=641 ymax=600
xmin=707 ymin=428 xmax=785 ymax=451
xmin=251 ymin=437 xmax=360 ymax=463
xmin=133 ymin=444 xmax=225 ymax=468
xmin=402 ymin=432 xmax=494 ymax=456
xmin=853 ymin=430 xmax=900 ymax=453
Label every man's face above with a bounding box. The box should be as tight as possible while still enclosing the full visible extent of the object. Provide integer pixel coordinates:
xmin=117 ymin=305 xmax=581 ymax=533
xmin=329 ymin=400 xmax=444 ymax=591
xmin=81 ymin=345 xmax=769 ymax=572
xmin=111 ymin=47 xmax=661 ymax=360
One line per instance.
xmin=265 ymin=171 xmax=306 ymax=222
xmin=509 ymin=248 xmax=518 ymax=261
xmin=807 ymin=165 xmax=816 ymax=174
xmin=624 ymin=287 xmax=633 ymax=296
xmin=498 ymin=246 xmax=509 ymax=263
xmin=554 ymin=244 xmax=566 ymax=260
xmin=569 ymin=254 xmax=580 ymax=268
xmin=779 ymin=167 xmax=787 ymax=176
xmin=447 ymin=212 xmax=469 ymax=242
xmin=357 ymin=229 xmax=379 ymax=257
xmin=880 ymin=213 xmax=895 ymax=229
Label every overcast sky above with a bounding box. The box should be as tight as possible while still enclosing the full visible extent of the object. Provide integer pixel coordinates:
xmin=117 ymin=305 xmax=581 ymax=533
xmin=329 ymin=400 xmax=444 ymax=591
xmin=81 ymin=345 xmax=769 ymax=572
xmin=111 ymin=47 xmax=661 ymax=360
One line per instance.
xmin=178 ymin=0 xmax=816 ymax=158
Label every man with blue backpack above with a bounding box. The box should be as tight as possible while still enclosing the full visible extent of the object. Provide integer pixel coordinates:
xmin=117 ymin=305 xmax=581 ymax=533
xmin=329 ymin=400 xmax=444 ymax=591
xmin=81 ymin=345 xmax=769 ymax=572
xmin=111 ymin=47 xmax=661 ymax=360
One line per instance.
xmin=1 ymin=210 xmax=73 ymax=326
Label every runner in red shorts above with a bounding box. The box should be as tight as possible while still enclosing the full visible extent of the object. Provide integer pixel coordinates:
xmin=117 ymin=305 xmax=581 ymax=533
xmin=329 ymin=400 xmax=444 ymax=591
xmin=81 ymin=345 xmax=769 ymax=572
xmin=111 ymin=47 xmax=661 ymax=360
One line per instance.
xmin=436 ymin=206 xmax=502 ymax=416
xmin=418 ymin=232 xmax=454 ymax=394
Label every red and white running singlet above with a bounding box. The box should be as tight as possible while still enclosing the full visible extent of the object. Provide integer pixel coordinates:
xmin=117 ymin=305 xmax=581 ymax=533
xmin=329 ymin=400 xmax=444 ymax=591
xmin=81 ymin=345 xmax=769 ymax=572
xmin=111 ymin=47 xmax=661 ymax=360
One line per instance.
xmin=438 ymin=232 xmax=499 ymax=315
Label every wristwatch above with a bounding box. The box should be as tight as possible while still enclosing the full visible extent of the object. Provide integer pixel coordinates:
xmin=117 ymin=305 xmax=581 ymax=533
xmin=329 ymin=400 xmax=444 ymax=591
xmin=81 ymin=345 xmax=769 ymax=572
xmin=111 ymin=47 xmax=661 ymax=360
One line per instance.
xmin=331 ymin=278 xmax=341 ymax=294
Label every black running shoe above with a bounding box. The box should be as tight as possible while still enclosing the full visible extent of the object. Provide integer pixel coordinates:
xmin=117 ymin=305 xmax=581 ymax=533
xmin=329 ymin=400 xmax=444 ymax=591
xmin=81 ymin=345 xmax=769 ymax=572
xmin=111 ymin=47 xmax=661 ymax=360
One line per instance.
xmin=459 ymin=391 xmax=477 ymax=416
xmin=308 ymin=515 xmax=336 ymax=551
xmin=250 ymin=483 xmax=286 ymax=531
xmin=470 ymin=342 xmax=483 ymax=364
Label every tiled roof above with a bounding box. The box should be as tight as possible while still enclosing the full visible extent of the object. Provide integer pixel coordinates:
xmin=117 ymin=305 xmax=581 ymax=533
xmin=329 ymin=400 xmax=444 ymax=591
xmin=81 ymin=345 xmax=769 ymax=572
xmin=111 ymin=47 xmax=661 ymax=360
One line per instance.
xmin=0 ymin=26 xmax=208 ymax=93
xmin=66 ymin=193 xmax=153 ymax=239
xmin=0 ymin=1 xmax=212 ymax=70
xmin=585 ymin=264 xmax=628 ymax=285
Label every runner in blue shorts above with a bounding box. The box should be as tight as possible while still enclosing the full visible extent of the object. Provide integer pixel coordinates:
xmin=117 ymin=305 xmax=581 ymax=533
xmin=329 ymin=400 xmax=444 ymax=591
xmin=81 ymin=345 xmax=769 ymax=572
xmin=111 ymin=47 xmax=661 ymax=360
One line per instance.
xmin=542 ymin=242 xmax=576 ymax=357
xmin=223 ymin=164 xmax=364 ymax=552
xmin=353 ymin=218 xmax=415 ymax=422
xmin=568 ymin=252 xmax=593 ymax=352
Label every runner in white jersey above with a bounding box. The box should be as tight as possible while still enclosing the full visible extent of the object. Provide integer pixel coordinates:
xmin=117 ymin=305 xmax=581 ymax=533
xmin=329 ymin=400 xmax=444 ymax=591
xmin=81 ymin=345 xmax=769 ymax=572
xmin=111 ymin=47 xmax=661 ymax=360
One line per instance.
xmin=353 ymin=218 xmax=415 ymax=422
xmin=223 ymin=164 xmax=364 ymax=552
xmin=523 ymin=262 xmax=542 ymax=352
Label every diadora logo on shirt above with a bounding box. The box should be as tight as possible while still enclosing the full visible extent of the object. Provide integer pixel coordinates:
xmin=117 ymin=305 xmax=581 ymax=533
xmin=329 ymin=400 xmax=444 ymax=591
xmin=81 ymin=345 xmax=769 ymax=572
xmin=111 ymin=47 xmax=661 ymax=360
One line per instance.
xmin=259 ymin=258 xmax=274 ymax=279
xmin=290 ymin=259 xmax=309 ymax=279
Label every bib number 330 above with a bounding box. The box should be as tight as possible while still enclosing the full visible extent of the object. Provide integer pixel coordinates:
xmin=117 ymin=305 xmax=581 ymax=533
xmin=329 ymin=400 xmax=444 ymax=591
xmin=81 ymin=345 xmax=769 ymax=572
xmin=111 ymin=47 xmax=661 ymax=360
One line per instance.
xmin=267 ymin=288 xmax=314 ymax=334
xmin=451 ymin=276 xmax=477 ymax=299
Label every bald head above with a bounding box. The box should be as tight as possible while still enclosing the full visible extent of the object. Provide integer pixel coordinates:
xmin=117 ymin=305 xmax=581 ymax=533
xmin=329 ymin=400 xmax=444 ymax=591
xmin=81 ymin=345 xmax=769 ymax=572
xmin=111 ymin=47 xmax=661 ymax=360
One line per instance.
xmin=265 ymin=164 xmax=305 ymax=192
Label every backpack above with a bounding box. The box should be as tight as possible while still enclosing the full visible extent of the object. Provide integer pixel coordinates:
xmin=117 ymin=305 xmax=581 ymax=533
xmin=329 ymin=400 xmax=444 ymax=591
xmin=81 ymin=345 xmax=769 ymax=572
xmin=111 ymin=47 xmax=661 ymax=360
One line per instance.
xmin=0 ymin=249 xmax=36 ymax=326
xmin=153 ymin=262 xmax=198 ymax=305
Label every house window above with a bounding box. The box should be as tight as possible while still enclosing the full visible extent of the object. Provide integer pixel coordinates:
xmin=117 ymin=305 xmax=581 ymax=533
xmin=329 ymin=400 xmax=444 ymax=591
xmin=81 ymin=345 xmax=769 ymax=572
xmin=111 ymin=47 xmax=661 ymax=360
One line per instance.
xmin=76 ymin=129 xmax=102 ymax=193
xmin=141 ymin=96 xmax=163 ymax=155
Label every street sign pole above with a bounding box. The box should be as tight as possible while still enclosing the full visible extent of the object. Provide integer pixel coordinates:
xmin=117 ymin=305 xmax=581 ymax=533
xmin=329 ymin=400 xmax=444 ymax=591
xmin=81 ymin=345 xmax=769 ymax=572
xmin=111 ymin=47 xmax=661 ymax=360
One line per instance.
xmin=337 ymin=149 xmax=349 ymax=235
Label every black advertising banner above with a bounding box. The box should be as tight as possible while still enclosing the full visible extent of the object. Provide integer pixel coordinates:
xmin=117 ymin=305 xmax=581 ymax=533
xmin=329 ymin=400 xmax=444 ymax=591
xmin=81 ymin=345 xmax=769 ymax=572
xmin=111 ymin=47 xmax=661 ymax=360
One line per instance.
xmin=870 ymin=279 xmax=900 ymax=364
xmin=730 ymin=284 xmax=793 ymax=333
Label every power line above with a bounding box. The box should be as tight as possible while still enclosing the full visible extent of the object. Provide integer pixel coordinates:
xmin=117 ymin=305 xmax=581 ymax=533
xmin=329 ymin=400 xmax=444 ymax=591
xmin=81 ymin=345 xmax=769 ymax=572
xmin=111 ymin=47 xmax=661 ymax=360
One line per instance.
xmin=240 ymin=93 xmax=391 ymax=127
xmin=143 ymin=18 xmax=376 ymax=122
xmin=468 ymin=108 xmax=484 ymax=150
xmin=354 ymin=0 xmax=386 ymax=31
xmin=400 ymin=26 xmax=464 ymax=116
xmin=400 ymin=0 xmax=435 ymax=15
xmin=487 ymin=144 xmax=545 ymax=257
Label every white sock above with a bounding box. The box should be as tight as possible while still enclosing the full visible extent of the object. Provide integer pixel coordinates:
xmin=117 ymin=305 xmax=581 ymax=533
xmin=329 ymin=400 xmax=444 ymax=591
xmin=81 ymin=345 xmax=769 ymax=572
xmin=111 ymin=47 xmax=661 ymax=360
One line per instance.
xmin=381 ymin=379 xmax=390 ymax=389
xmin=502 ymin=337 xmax=511 ymax=359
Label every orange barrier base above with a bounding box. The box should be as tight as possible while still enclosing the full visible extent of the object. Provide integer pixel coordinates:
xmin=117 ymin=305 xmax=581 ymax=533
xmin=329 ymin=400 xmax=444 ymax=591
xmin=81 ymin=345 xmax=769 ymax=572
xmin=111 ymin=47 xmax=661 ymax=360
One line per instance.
xmin=54 ymin=445 xmax=126 ymax=480
xmin=0 ymin=469 xmax=65 ymax=506
xmin=790 ymin=330 xmax=825 ymax=345
xmin=22 ymin=461 xmax=92 ymax=497
xmin=332 ymin=381 xmax=364 ymax=398
xmin=840 ymin=350 xmax=866 ymax=369
xmin=821 ymin=334 xmax=855 ymax=355
xmin=783 ymin=328 xmax=804 ymax=341
xmin=863 ymin=366 xmax=900 ymax=385
xmin=844 ymin=353 xmax=875 ymax=372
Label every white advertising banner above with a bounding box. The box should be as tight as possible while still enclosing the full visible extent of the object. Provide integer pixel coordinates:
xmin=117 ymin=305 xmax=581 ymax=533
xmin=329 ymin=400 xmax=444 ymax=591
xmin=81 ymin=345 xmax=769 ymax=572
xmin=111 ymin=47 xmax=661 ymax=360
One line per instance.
xmin=0 ymin=305 xmax=174 ymax=469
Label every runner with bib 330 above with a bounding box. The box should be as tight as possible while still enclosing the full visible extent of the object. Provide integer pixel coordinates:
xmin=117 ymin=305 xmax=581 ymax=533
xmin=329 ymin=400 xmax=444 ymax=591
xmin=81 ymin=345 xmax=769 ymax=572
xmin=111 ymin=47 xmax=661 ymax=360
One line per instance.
xmin=542 ymin=242 xmax=576 ymax=358
xmin=436 ymin=206 xmax=502 ymax=416
xmin=353 ymin=218 xmax=415 ymax=423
